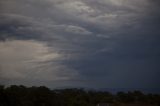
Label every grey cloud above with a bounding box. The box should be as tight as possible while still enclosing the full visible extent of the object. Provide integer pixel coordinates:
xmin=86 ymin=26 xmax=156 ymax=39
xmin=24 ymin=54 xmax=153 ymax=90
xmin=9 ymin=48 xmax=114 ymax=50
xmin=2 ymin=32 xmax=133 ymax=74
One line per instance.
xmin=0 ymin=0 xmax=160 ymax=90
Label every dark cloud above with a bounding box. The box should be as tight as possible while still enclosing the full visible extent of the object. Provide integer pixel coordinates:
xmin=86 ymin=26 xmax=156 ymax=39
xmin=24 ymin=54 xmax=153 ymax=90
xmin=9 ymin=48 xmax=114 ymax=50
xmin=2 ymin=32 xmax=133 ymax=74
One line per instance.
xmin=0 ymin=0 xmax=160 ymax=91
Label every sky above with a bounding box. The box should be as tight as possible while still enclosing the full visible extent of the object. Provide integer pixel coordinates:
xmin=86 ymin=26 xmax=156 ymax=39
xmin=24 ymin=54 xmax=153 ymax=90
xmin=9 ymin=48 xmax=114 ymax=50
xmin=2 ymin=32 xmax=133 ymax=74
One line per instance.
xmin=0 ymin=0 xmax=160 ymax=92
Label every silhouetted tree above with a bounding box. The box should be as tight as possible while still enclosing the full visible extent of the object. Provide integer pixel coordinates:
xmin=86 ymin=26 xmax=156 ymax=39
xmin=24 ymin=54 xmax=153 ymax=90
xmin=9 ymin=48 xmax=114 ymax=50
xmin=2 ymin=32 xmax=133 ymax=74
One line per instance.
xmin=0 ymin=85 xmax=159 ymax=106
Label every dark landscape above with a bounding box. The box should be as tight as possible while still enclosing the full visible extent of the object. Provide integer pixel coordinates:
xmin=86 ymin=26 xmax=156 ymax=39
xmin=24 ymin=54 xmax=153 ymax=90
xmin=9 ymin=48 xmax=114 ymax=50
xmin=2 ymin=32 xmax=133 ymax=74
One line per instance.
xmin=0 ymin=0 xmax=160 ymax=106
xmin=0 ymin=85 xmax=160 ymax=106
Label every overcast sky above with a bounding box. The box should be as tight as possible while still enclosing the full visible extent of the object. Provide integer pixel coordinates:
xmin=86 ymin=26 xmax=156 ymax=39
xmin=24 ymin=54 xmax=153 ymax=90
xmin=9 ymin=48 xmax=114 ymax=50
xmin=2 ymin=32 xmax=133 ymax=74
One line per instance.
xmin=0 ymin=0 xmax=160 ymax=92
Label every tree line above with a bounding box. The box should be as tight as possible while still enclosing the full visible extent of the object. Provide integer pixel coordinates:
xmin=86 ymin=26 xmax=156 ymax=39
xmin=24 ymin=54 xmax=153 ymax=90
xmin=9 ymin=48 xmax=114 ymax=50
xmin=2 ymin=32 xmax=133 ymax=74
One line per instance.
xmin=0 ymin=85 xmax=160 ymax=106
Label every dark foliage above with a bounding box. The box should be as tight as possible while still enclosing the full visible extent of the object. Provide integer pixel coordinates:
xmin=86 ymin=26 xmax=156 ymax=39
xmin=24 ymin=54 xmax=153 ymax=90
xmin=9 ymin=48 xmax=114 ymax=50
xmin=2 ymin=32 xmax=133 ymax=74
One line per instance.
xmin=0 ymin=85 xmax=159 ymax=106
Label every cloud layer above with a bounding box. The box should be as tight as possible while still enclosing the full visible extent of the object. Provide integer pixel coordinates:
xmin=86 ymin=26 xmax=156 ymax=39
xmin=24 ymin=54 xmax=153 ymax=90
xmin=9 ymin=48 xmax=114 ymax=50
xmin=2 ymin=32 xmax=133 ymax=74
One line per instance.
xmin=0 ymin=0 xmax=160 ymax=90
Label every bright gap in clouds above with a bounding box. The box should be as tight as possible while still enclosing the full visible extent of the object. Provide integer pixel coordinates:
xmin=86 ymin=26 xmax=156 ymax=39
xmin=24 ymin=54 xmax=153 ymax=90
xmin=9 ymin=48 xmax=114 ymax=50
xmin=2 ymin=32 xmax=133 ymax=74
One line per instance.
xmin=0 ymin=40 xmax=62 ymax=81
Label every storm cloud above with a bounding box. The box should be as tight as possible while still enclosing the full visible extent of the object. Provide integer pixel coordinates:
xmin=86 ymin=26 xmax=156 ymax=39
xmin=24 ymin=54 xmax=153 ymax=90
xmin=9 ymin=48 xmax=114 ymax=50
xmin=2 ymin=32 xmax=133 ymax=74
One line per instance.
xmin=0 ymin=0 xmax=160 ymax=91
